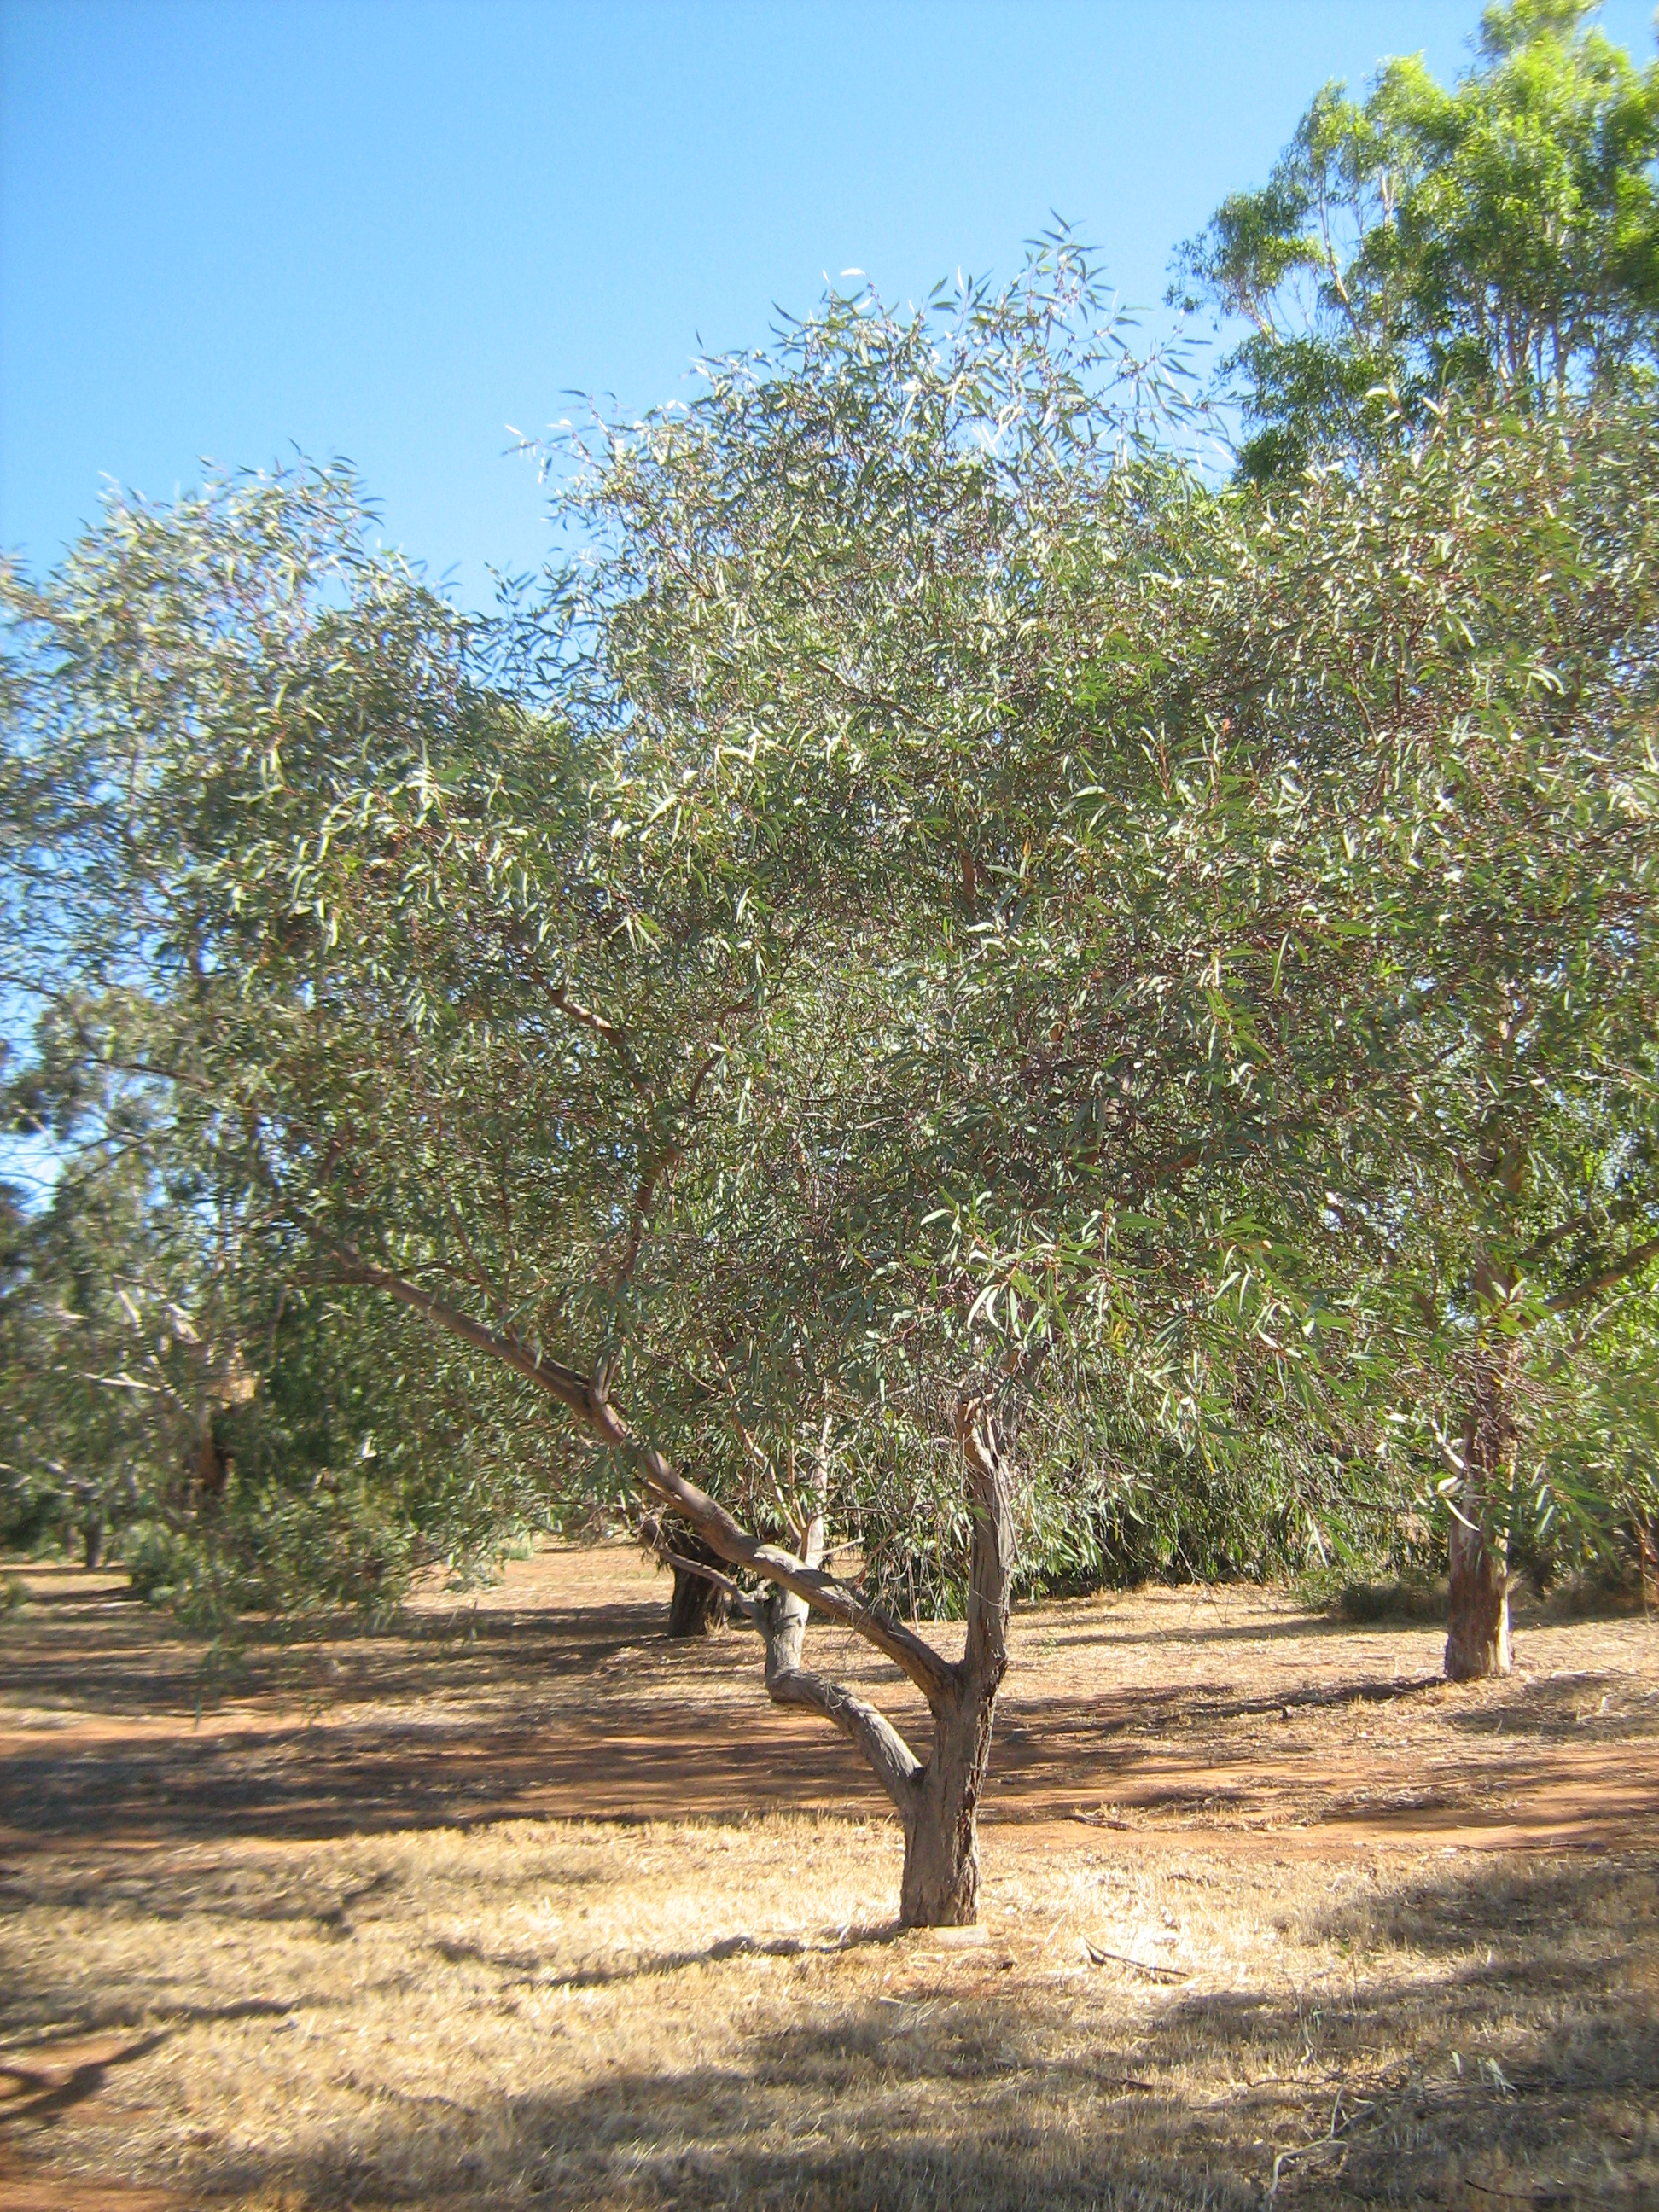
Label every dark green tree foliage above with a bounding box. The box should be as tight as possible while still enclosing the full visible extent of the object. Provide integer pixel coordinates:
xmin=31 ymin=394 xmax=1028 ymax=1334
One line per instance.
xmin=1175 ymin=0 xmax=1659 ymax=480
xmin=1168 ymin=0 xmax=1659 ymax=1665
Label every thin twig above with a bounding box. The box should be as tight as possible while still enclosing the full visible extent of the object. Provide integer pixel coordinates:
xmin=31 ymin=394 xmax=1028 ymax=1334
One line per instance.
xmin=1265 ymin=2090 xmax=1378 ymax=2204
xmin=1082 ymin=1940 xmax=1189 ymax=1982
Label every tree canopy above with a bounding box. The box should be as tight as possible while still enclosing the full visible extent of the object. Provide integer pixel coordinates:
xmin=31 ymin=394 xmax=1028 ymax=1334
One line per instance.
xmin=1175 ymin=0 xmax=1659 ymax=479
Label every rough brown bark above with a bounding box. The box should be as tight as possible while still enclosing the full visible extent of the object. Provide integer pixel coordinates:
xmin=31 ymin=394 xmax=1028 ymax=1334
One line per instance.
xmin=1445 ymin=1359 xmax=1513 ymax=1682
xmin=82 ymin=1516 xmax=105 ymax=1571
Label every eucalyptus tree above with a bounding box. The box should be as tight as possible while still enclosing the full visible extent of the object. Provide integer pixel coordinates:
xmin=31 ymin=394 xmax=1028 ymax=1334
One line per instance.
xmin=23 ymin=236 xmax=1645 ymax=1915
xmin=1174 ymin=0 xmax=1659 ymax=480
xmin=0 ymin=259 xmax=1141 ymax=1920
xmin=1202 ymin=396 xmax=1659 ymax=1677
xmin=7 ymin=242 xmax=1402 ymax=1919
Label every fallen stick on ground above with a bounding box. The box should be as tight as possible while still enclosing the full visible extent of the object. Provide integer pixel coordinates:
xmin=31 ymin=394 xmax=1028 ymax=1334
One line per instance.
xmin=1082 ymin=1939 xmax=1189 ymax=1982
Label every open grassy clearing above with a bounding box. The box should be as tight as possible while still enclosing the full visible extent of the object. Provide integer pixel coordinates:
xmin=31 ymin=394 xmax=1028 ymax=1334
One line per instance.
xmin=2 ymin=1548 xmax=1656 ymax=2210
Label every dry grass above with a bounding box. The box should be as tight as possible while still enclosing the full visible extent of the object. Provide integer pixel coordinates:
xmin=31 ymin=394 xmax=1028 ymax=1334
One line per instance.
xmin=2 ymin=1548 xmax=1656 ymax=2210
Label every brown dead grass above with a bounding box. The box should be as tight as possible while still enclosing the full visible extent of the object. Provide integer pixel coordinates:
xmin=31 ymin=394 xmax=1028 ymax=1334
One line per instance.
xmin=1 ymin=1547 xmax=1656 ymax=2210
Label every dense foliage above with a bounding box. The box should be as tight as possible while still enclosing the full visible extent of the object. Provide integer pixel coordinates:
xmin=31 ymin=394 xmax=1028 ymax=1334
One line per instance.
xmin=1175 ymin=0 xmax=1659 ymax=479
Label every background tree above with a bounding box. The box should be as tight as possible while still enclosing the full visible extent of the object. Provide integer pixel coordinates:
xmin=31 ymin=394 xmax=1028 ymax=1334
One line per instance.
xmin=0 ymin=1018 xmax=568 ymax=1620
xmin=1174 ymin=0 xmax=1659 ymax=480
xmin=1203 ymin=395 xmax=1659 ymax=1676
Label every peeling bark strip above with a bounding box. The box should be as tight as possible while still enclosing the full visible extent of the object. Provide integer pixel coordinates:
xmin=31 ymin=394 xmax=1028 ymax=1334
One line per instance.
xmin=330 ymin=1247 xmax=1017 ymax=1924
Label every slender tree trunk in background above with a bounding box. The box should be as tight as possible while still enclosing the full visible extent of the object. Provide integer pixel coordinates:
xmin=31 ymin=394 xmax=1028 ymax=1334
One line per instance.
xmin=82 ymin=1516 xmax=104 ymax=1571
xmin=665 ymin=1528 xmax=731 ymax=1637
xmin=194 ymin=1418 xmax=229 ymax=1511
xmin=1445 ymin=1357 xmax=1513 ymax=1682
xmin=1636 ymin=1513 xmax=1659 ymax=1615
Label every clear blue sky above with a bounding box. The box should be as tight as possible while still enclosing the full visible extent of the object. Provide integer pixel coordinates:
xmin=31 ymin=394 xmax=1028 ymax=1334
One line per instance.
xmin=4 ymin=0 xmax=1656 ymax=604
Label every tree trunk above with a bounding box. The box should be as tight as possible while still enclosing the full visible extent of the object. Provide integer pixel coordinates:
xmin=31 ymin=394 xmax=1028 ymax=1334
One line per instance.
xmin=194 ymin=1421 xmax=229 ymax=1509
xmin=748 ymin=1394 xmax=1016 ymax=1927
xmin=668 ymin=1563 xmax=729 ymax=1636
xmin=894 ymin=1394 xmax=1014 ymax=1926
xmin=899 ymin=1684 xmax=997 ymax=1926
xmin=1446 ymin=1514 xmax=1511 ymax=1680
xmin=665 ymin=1530 xmax=731 ymax=1637
xmin=1445 ymin=1359 xmax=1513 ymax=1682
xmin=82 ymin=1516 xmax=105 ymax=1571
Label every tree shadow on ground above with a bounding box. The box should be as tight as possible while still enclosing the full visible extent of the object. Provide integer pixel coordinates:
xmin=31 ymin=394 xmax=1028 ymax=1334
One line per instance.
xmin=1435 ymin=1669 xmax=1659 ymax=1743
xmin=108 ymin=1850 xmax=1653 ymax=2212
xmin=0 ymin=1570 xmax=684 ymax=1723
xmin=6 ymin=1650 xmax=1651 ymax=1858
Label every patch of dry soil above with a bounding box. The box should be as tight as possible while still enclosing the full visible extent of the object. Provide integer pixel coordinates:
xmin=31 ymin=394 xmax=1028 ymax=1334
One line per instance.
xmin=3 ymin=1550 xmax=1654 ymax=1860
xmin=2 ymin=1550 xmax=1656 ymax=2210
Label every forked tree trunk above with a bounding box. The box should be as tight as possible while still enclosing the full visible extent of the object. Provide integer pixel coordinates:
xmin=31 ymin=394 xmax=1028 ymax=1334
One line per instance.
xmin=1445 ymin=1359 xmax=1513 ymax=1682
xmin=755 ymin=1395 xmax=1015 ymax=1926
xmin=334 ymin=1248 xmax=1020 ymax=1929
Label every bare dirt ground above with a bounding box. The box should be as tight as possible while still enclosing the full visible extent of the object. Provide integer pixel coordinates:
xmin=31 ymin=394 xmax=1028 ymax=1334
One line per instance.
xmin=1 ymin=1546 xmax=1656 ymax=2210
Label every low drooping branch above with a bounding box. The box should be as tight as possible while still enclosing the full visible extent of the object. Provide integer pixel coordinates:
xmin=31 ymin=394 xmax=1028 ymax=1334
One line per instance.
xmin=333 ymin=1244 xmax=959 ymax=1712
xmin=644 ymin=1483 xmax=927 ymax=1814
xmin=607 ymin=1410 xmax=960 ymax=1711
xmin=330 ymin=1245 xmax=595 ymax=1412
xmin=641 ymin=1528 xmax=752 ymax=1613
xmin=334 ymin=1245 xmax=1025 ymax=1918
xmin=744 ymin=1440 xmax=927 ymax=1819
